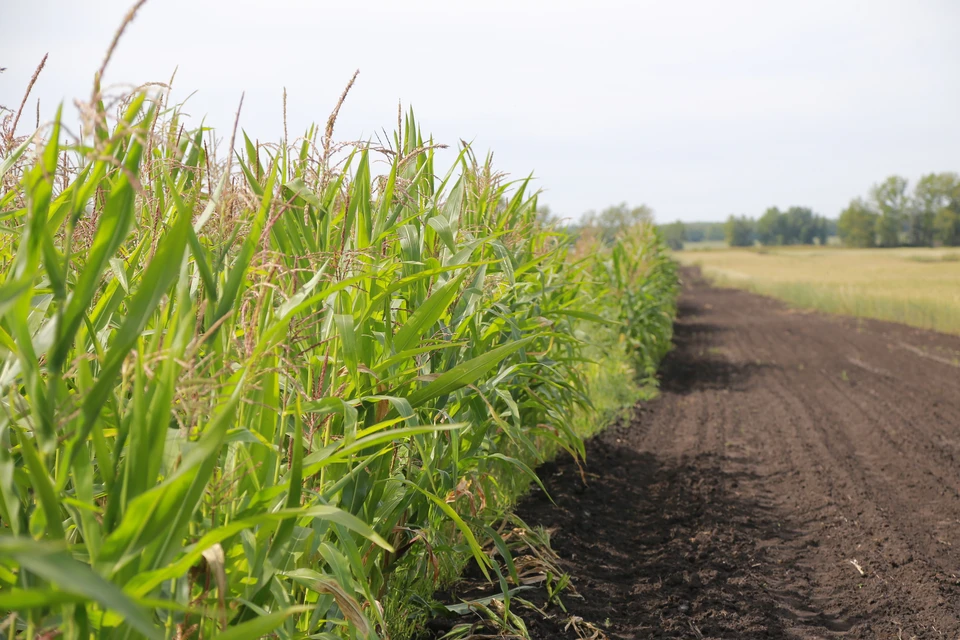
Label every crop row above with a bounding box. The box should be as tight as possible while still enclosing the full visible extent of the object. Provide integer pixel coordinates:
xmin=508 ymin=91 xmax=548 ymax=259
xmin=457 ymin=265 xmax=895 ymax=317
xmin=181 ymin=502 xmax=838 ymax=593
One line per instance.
xmin=0 ymin=91 xmax=677 ymax=639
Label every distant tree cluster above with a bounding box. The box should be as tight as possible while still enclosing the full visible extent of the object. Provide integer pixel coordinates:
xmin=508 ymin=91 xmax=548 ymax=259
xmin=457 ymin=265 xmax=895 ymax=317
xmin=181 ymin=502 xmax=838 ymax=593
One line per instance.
xmin=837 ymin=173 xmax=960 ymax=247
xmin=684 ymin=221 xmax=726 ymax=243
xmin=721 ymin=208 xmax=830 ymax=248
xmin=662 ymin=221 xmax=685 ymax=250
xmin=582 ymin=202 xmax=654 ymax=244
xmin=659 ymin=208 xmax=830 ymax=250
xmin=656 ymin=220 xmax=727 ymax=250
xmin=724 ymin=215 xmax=755 ymax=247
xmin=566 ymin=202 xmax=654 ymax=245
xmin=561 ymin=202 xmax=656 ymax=247
xmin=755 ymin=207 xmax=829 ymax=246
xmin=603 ymin=173 xmax=960 ymax=252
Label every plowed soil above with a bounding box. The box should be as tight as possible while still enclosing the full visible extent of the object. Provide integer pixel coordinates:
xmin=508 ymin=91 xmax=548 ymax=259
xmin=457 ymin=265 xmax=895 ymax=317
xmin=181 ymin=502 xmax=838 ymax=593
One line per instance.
xmin=513 ymin=269 xmax=960 ymax=639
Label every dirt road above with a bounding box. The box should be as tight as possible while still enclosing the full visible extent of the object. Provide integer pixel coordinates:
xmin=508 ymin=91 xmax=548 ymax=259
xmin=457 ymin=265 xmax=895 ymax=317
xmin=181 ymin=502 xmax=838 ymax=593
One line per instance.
xmin=516 ymin=269 xmax=960 ymax=639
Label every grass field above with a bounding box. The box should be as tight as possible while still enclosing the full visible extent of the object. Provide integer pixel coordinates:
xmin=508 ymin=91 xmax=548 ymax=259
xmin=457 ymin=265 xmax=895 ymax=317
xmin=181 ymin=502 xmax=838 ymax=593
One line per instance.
xmin=679 ymin=240 xmax=728 ymax=251
xmin=674 ymin=246 xmax=960 ymax=335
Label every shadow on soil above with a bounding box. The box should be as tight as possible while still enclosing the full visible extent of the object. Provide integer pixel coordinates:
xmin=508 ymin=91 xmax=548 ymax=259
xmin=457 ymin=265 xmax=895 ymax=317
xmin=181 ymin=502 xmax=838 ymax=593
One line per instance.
xmin=506 ymin=431 xmax=796 ymax=639
xmin=427 ymin=419 xmax=829 ymax=639
xmin=657 ymin=320 xmax=775 ymax=395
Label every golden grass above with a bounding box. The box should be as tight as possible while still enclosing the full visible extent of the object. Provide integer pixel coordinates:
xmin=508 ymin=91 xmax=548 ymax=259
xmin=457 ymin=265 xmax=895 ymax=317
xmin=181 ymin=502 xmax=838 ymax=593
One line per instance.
xmin=675 ymin=246 xmax=960 ymax=335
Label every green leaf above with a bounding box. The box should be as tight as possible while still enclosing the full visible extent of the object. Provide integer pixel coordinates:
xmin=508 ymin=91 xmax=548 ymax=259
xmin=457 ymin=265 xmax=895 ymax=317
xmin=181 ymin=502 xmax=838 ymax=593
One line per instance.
xmin=484 ymin=453 xmax=552 ymax=503
xmin=99 ymin=370 xmax=246 ymax=572
xmin=406 ymin=337 xmax=534 ymax=406
xmin=282 ymin=176 xmax=322 ymax=209
xmin=403 ymin=482 xmax=490 ymax=581
xmin=214 ymin=606 xmax=311 ymax=640
xmin=213 ymin=160 xmax=277 ymax=326
xmin=49 ymin=96 xmax=151 ymax=372
xmin=547 ymin=309 xmax=622 ymax=326
xmin=302 ymin=424 xmax=464 ymax=476
xmin=393 ymin=272 xmax=465 ymax=354
xmin=79 ymin=165 xmax=192 ymax=438
xmin=126 ymin=505 xmax=392 ymax=597
xmin=0 ymin=588 xmax=87 ymax=609
xmin=0 ymin=537 xmax=162 ymax=639
xmin=334 ymin=313 xmax=359 ymax=378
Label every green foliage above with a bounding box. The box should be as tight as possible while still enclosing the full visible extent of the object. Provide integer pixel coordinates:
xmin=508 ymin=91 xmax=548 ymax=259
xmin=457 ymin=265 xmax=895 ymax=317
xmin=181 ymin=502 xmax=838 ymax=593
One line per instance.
xmin=661 ymin=221 xmax=685 ymax=250
xmin=755 ymin=207 xmax=783 ymax=246
xmin=684 ymin=222 xmax=726 ymax=243
xmin=0 ymin=92 xmax=678 ymax=639
xmin=838 ymin=198 xmax=879 ymax=248
xmin=755 ymin=206 xmax=828 ymax=246
xmin=917 ymin=173 xmax=960 ymax=247
xmin=934 ymin=206 xmax=960 ymax=247
xmin=871 ymin=176 xmax=910 ymax=247
xmin=671 ymin=172 xmax=960 ymax=253
xmin=574 ymin=226 xmax=679 ymax=382
xmin=724 ymin=215 xmax=754 ymax=247
xmin=837 ymin=173 xmax=960 ymax=248
xmin=580 ymin=202 xmax=653 ymax=244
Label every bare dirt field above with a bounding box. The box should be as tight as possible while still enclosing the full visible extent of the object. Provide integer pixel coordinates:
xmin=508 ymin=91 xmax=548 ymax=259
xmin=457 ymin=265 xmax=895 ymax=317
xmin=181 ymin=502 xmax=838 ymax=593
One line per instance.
xmin=513 ymin=268 xmax=960 ymax=639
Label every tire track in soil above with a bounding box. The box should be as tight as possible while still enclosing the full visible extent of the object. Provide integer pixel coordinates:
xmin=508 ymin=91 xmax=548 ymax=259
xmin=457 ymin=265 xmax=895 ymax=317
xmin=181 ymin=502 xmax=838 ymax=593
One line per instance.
xmin=510 ymin=269 xmax=960 ymax=640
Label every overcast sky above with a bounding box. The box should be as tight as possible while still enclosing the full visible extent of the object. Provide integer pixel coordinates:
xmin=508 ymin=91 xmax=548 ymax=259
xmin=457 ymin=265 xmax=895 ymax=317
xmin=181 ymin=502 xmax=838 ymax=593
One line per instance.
xmin=3 ymin=1 xmax=959 ymax=222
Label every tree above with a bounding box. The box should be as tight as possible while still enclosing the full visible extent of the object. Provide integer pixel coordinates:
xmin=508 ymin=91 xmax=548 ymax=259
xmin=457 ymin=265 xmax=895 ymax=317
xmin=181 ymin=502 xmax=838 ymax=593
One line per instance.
xmin=934 ymin=206 xmax=960 ymax=246
xmin=914 ymin=172 xmax=960 ymax=246
xmin=583 ymin=202 xmax=653 ymax=244
xmin=825 ymin=218 xmax=839 ymax=239
xmin=706 ymin=223 xmax=726 ymax=241
xmin=684 ymin=222 xmax=725 ymax=242
xmin=536 ymin=204 xmax=560 ymax=227
xmin=756 ymin=207 xmax=785 ymax=246
xmin=837 ymin=198 xmax=878 ymax=247
xmin=784 ymin=206 xmax=819 ymax=245
xmin=598 ymin=202 xmax=653 ymax=242
xmin=933 ymin=206 xmax=960 ymax=247
xmin=724 ymin=215 xmax=754 ymax=247
xmin=870 ymin=176 xmax=909 ymax=247
xmin=815 ymin=217 xmax=829 ymax=245
xmin=662 ymin=220 xmax=686 ymax=250
xmin=756 ymin=206 xmax=825 ymax=246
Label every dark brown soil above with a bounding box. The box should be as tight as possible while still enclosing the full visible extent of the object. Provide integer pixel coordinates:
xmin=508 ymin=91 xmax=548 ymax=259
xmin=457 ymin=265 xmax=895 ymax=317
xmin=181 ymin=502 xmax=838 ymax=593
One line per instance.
xmin=444 ymin=269 xmax=960 ymax=639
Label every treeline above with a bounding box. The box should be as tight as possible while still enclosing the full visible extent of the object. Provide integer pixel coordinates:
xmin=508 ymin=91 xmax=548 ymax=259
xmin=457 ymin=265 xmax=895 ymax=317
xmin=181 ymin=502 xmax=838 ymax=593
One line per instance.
xmin=661 ymin=207 xmax=834 ymax=249
xmin=543 ymin=201 xmax=656 ymax=245
xmin=685 ymin=221 xmax=726 ymax=243
xmin=727 ymin=207 xmax=832 ymax=247
xmin=660 ymin=221 xmax=730 ymax=250
xmin=661 ymin=172 xmax=960 ymax=251
xmin=838 ymin=173 xmax=960 ymax=247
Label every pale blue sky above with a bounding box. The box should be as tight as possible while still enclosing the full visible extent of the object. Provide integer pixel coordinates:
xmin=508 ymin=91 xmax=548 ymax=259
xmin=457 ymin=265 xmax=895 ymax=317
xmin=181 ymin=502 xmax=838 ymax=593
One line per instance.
xmin=3 ymin=1 xmax=958 ymax=222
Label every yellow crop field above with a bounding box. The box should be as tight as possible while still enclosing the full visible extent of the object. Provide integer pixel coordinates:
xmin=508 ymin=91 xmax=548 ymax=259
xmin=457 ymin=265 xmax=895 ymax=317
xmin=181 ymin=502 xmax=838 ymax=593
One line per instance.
xmin=674 ymin=247 xmax=960 ymax=335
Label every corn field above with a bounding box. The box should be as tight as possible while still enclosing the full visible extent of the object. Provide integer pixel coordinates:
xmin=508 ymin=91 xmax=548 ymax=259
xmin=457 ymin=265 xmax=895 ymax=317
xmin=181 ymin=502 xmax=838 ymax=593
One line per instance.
xmin=0 ymin=84 xmax=677 ymax=639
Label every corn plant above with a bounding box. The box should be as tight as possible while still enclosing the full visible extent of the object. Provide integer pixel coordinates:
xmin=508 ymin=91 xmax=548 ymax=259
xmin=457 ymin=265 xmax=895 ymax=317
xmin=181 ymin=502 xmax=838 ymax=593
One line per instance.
xmin=0 ymin=84 xmax=677 ymax=640
xmin=573 ymin=223 xmax=679 ymax=382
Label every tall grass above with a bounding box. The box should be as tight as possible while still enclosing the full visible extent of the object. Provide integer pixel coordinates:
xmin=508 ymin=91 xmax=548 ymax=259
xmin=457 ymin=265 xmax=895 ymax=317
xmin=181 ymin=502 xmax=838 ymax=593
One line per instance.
xmin=0 ymin=79 xmax=677 ymax=639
